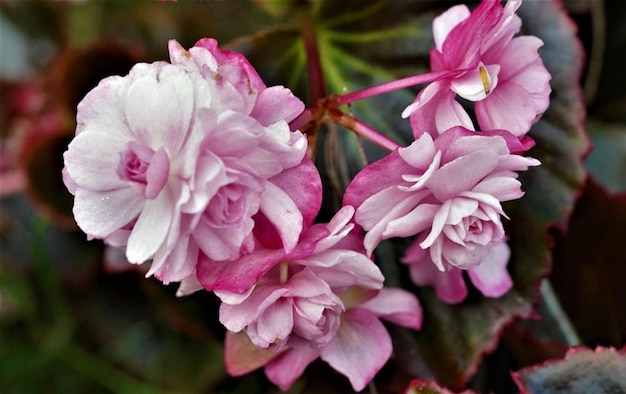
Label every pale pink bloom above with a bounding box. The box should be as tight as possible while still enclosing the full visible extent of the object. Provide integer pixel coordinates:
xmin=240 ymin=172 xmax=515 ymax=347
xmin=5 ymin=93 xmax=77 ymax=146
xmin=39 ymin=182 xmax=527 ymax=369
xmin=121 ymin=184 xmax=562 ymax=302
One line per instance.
xmin=403 ymin=0 xmax=551 ymax=138
xmin=225 ymin=289 xmax=421 ymax=392
xmin=217 ymin=206 xmax=423 ymax=391
xmin=403 ymin=238 xmax=512 ymax=303
xmin=63 ymin=39 xmax=309 ymax=284
xmin=344 ymin=126 xmax=539 ymax=270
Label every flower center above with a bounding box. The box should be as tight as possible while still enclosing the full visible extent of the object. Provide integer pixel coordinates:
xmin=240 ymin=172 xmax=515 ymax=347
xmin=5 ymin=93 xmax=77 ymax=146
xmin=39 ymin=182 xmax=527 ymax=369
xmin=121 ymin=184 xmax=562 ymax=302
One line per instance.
xmin=205 ymin=183 xmax=248 ymax=226
xmin=117 ymin=142 xmax=170 ymax=199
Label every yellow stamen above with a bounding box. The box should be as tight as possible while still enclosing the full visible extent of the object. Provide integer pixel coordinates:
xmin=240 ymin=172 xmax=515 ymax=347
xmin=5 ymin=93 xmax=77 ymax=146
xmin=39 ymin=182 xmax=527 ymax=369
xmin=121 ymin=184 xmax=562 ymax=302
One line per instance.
xmin=479 ymin=66 xmax=491 ymax=95
xmin=279 ymin=261 xmax=289 ymax=284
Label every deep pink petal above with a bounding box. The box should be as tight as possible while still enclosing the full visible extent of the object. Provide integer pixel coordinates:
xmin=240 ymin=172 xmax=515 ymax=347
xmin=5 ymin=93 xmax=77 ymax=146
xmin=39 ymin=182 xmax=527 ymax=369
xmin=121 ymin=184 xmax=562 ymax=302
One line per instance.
xmin=320 ymin=308 xmax=392 ymax=391
xmin=432 ymin=4 xmax=470 ymax=52
xmin=344 ymin=149 xmax=413 ymax=209
xmin=197 ymin=247 xmax=285 ymax=293
xmin=440 ymin=0 xmax=503 ymax=69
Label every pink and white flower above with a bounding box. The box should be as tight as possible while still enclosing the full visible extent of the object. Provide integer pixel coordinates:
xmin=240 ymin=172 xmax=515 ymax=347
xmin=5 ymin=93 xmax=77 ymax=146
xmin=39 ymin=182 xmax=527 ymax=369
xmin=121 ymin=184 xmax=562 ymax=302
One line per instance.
xmin=63 ymin=39 xmax=310 ymax=284
xmin=344 ymin=126 xmax=539 ymax=274
xmin=403 ymin=0 xmax=551 ymax=138
xmin=215 ymin=206 xmax=423 ymax=391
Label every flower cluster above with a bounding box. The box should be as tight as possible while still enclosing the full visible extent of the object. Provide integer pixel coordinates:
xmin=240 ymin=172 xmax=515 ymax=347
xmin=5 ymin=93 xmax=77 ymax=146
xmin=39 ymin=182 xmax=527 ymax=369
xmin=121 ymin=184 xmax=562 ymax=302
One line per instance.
xmin=62 ymin=0 xmax=550 ymax=391
xmin=63 ymin=39 xmax=422 ymax=390
xmin=345 ymin=0 xmax=548 ymax=304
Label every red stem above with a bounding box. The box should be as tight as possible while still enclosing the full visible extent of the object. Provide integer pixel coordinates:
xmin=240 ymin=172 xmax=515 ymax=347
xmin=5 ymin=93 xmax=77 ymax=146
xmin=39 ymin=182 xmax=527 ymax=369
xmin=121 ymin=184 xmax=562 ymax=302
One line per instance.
xmin=333 ymin=70 xmax=454 ymax=105
xmin=329 ymin=109 xmax=400 ymax=152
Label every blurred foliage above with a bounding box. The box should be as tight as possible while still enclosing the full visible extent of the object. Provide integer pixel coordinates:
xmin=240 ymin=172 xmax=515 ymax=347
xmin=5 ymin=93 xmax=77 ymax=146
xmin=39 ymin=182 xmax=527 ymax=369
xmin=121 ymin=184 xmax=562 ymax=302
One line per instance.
xmin=1 ymin=0 xmax=625 ymax=393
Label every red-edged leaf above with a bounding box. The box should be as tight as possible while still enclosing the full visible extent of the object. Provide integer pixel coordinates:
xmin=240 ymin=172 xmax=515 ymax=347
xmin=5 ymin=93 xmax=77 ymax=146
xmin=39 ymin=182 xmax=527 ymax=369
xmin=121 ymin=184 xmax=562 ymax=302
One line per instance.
xmin=512 ymin=346 xmax=626 ymax=394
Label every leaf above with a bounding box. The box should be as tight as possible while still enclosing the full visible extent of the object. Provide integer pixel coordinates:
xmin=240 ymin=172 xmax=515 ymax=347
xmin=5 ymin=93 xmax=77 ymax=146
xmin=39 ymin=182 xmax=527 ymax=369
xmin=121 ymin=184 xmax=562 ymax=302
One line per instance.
xmin=511 ymin=347 xmax=626 ymax=394
xmin=550 ymin=179 xmax=626 ymax=347
xmin=584 ymin=119 xmax=626 ymax=193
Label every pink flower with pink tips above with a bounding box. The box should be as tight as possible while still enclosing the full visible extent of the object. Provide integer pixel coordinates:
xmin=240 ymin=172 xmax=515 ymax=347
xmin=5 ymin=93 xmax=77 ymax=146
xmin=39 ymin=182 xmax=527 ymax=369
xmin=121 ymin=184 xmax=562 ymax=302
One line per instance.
xmin=403 ymin=0 xmax=551 ymax=138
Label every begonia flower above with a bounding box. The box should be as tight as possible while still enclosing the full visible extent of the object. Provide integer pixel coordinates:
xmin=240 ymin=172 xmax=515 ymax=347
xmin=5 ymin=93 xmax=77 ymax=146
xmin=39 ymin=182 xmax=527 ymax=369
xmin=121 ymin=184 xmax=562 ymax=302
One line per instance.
xmin=215 ymin=206 xmax=423 ymax=391
xmin=343 ymin=126 xmax=539 ymax=271
xmin=402 ymin=0 xmax=551 ymax=138
xmin=63 ymin=39 xmax=309 ymax=284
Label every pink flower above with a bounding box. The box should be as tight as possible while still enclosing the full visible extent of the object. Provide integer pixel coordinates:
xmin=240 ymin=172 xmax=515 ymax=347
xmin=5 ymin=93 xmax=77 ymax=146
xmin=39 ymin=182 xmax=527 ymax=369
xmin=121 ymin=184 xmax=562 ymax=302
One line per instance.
xmin=343 ymin=126 xmax=539 ymax=270
xmin=63 ymin=39 xmax=309 ymax=284
xmin=218 ymin=267 xmax=345 ymax=350
xmin=403 ymin=0 xmax=551 ymax=138
xmin=215 ymin=206 xmax=423 ymax=391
